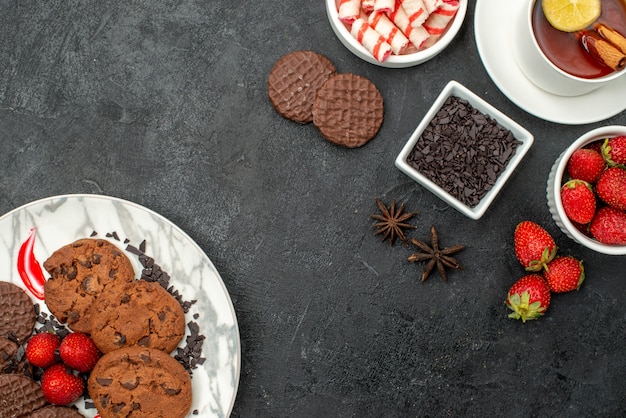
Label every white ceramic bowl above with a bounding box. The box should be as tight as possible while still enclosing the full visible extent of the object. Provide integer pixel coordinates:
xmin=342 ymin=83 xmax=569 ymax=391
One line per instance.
xmin=395 ymin=80 xmax=534 ymax=219
xmin=325 ymin=0 xmax=467 ymax=68
xmin=546 ymin=125 xmax=626 ymax=255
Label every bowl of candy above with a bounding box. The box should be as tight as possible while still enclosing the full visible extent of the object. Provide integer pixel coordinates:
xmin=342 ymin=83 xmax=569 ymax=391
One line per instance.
xmin=325 ymin=0 xmax=468 ymax=68
xmin=546 ymin=125 xmax=626 ymax=255
xmin=395 ymin=81 xmax=534 ymax=219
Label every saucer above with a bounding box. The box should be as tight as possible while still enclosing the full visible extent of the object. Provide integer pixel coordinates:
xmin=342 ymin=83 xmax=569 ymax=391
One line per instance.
xmin=474 ymin=0 xmax=626 ymax=125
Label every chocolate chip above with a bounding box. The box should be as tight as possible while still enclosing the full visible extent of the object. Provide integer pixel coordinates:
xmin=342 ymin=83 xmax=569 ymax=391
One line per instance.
xmin=121 ymin=377 xmax=139 ymax=389
xmin=112 ymin=403 xmax=126 ymax=413
xmin=114 ymin=332 xmax=126 ymax=345
xmin=138 ymin=336 xmax=150 ymax=347
xmin=81 ymin=275 xmax=95 ymax=292
xmin=106 ymin=231 xmax=120 ymax=241
xmin=78 ymin=256 xmax=92 ymax=269
xmin=162 ymin=384 xmax=181 ymax=395
xmin=64 ymin=265 xmax=77 ymax=280
xmin=96 ymin=377 xmax=114 ymax=386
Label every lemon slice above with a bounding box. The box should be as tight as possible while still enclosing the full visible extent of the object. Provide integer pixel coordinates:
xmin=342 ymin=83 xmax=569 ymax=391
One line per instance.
xmin=542 ymin=0 xmax=601 ymax=32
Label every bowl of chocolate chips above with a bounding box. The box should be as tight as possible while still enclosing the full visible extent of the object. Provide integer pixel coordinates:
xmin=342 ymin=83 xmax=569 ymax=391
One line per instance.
xmin=395 ymin=80 xmax=534 ymax=219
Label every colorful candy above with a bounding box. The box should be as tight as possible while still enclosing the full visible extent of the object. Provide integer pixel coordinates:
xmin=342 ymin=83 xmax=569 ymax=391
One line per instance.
xmin=338 ymin=0 xmax=361 ymax=23
xmin=351 ymin=18 xmax=393 ymax=62
xmin=368 ymin=11 xmax=409 ymax=54
xmin=337 ymin=0 xmax=461 ymax=62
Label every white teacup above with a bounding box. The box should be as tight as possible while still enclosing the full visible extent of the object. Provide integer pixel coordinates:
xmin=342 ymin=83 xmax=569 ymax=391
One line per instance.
xmin=513 ymin=0 xmax=626 ymax=97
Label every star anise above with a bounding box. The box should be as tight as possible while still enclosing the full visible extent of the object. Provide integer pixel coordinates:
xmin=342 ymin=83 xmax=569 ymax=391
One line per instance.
xmin=371 ymin=198 xmax=418 ymax=247
xmin=407 ymin=225 xmax=465 ymax=282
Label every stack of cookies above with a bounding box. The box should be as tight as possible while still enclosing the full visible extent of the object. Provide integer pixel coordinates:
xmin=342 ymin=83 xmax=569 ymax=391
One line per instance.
xmin=268 ymin=50 xmax=385 ymax=148
xmin=42 ymin=238 xmax=192 ymax=418
xmin=0 ymin=237 xmax=195 ymax=418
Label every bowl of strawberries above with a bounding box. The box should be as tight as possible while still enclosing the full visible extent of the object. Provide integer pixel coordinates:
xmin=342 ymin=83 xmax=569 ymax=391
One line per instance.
xmin=547 ymin=125 xmax=626 ymax=255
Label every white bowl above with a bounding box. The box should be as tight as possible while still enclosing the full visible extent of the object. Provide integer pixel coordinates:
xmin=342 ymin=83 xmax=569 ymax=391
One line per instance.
xmin=325 ymin=0 xmax=467 ymax=68
xmin=546 ymin=125 xmax=626 ymax=255
xmin=395 ymin=80 xmax=534 ymax=219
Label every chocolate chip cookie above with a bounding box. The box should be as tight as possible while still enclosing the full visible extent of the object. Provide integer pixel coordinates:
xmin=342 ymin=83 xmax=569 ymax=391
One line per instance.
xmin=43 ymin=238 xmax=136 ymax=334
xmin=90 ymin=280 xmax=185 ymax=354
xmin=88 ymin=346 xmax=192 ymax=418
xmin=0 ymin=281 xmax=36 ymax=343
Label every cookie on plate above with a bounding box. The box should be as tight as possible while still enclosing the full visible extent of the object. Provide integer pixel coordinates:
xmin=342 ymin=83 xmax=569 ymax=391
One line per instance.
xmin=88 ymin=346 xmax=192 ymax=418
xmin=43 ymin=238 xmax=136 ymax=334
xmin=27 ymin=405 xmax=84 ymax=418
xmin=0 ymin=374 xmax=48 ymax=417
xmin=0 ymin=281 xmax=36 ymax=344
xmin=90 ymin=280 xmax=185 ymax=354
xmin=313 ymin=73 xmax=384 ymax=148
xmin=268 ymin=50 xmax=337 ymax=124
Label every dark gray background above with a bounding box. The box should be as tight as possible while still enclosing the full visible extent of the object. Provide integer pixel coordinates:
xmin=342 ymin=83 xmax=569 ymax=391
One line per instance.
xmin=1 ymin=1 xmax=625 ymax=416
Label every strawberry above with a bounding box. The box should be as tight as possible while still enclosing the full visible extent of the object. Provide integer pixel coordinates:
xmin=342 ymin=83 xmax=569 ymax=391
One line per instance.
xmin=40 ymin=363 xmax=84 ymax=405
xmin=590 ymin=206 xmax=626 ymax=245
xmin=514 ymin=221 xmax=557 ymax=272
xmin=585 ymin=139 xmax=604 ymax=154
xmin=601 ymin=135 xmax=626 ymax=168
xmin=59 ymin=332 xmax=101 ymax=373
xmin=25 ymin=332 xmax=61 ymax=369
xmin=544 ymin=256 xmax=585 ymax=293
xmin=560 ymin=179 xmax=596 ymax=224
xmin=595 ymin=167 xmax=626 ymax=211
xmin=506 ymin=274 xmax=551 ymax=322
xmin=566 ymin=147 xmax=606 ymax=183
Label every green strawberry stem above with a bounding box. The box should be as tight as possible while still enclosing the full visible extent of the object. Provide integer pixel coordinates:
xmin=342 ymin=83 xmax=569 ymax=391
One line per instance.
xmin=524 ymin=246 xmax=557 ymax=272
xmin=507 ymin=291 xmax=546 ymax=323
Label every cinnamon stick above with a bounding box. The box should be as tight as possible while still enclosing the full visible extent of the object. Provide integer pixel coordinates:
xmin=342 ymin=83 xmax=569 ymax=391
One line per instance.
xmin=595 ymin=23 xmax=626 ymax=55
xmin=579 ymin=30 xmax=626 ymax=71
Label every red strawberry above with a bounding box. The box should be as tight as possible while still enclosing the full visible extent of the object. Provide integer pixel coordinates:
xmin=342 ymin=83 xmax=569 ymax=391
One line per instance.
xmin=40 ymin=363 xmax=84 ymax=405
xmin=567 ymin=147 xmax=606 ymax=183
xmin=560 ymin=179 xmax=596 ymax=224
xmin=585 ymin=139 xmax=604 ymax=154
xmin=506 ymin=274 xmax=551 ymax=322
xmin=25 ymin=332 xmax=61 ymax=369
xmin=59 ymin=332 xmax=101 ymax=373
xmin=590 ymin=206 xmax=626 ymax=245
xmin=544 ymin=256 xmax=585 ymax=293
xmin=514 ymin=221 xmax=557 ymax=272
xmin=595 ymin=167 xmax=626 ymax=211
xmin=601 ymin=135 xmax=626 ymax=168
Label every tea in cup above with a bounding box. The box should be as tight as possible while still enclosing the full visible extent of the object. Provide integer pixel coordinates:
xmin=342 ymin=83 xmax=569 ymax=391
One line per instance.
xmin=513 ymin=0 xmax=626 ymax=96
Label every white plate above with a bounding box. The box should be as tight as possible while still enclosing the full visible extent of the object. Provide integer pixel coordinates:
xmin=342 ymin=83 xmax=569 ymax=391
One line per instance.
xmin=0 ymin=194 xmax=240 ymax=417
xmin=474 ymin=0 xmax=626 ymax=125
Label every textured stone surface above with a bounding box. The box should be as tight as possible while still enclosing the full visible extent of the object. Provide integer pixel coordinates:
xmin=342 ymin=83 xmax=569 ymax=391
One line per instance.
xmin=0 ymin=1 xmax=625 ymax=416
